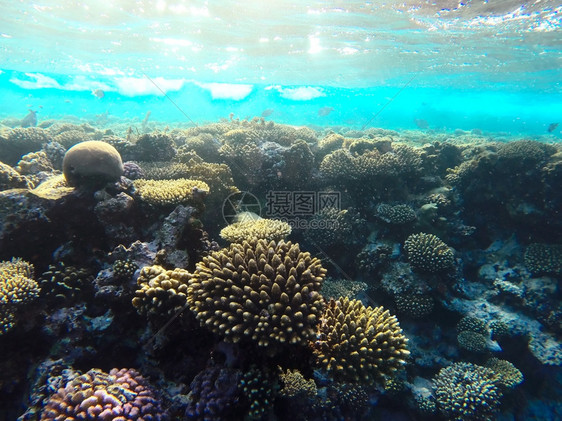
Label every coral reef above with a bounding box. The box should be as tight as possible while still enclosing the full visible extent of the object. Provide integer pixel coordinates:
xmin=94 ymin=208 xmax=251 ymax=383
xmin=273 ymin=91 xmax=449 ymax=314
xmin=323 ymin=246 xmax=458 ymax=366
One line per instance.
xmin=404 ymin=233 xmax=455 ymax=273
xmin=187 ymin=239 xmax=326 ymax=351
xmin=313 ymin=297 xmax=409 ymax=383
xmin=219 ymin=218 xmax=292 ymax=243
xmin=40 ymin=367 xmax=168 ymax=420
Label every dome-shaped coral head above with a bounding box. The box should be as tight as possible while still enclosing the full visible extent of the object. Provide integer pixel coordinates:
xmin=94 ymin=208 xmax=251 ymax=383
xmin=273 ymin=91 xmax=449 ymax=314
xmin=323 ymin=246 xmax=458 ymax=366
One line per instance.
xmin=62 ymin=140 xmax=124 ymax=188
xmin=187 ymin=239 xmax=327 ymax=354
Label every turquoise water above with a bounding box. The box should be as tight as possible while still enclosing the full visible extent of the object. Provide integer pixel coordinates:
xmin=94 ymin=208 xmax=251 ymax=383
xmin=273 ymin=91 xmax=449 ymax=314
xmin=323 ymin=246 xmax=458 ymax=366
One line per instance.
xmin=2 ymin=2 xmax=562 ymax=420
xmin=1 ymin=0 xmax=561 ymax=135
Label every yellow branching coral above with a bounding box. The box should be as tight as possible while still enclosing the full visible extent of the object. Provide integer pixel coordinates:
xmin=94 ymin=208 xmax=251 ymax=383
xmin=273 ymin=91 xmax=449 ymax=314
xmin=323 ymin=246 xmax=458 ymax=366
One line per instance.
xmin=313 ymin=297 xmax=410 ymax=383
xmin=0 ymin=258 xmax=40 ymax=334
xmin=279 ymin=368 xmax=317 ymax=399
xmin=220 ymin=218 xmax=292 ymax=243
xmin=133 ymin=178 xmax=209 ymax=207
xmin=187 ymin=239 xmax=326 ymax=351
xmin=485 ymin=358 xmax=524 ymax=389
xmin=132 ymin=265 xmax=191 ymax=322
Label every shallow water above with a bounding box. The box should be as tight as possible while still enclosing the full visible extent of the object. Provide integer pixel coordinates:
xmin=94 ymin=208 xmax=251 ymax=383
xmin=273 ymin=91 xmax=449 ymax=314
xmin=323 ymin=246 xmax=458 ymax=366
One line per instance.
xmin=0 ymin=2 xmax=561 ymax=420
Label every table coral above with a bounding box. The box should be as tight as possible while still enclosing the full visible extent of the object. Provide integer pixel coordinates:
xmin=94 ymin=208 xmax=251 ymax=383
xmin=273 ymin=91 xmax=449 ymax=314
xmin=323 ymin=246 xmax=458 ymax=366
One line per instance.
xmin=376 ymin=203 xmax=417 ymax=225
xmin=313 ymin=297 xmax=410 ymax=383
xmin=133 ymin=178 xmax=209 ymax=207
xmin=187 ymin=239 xmax=326 ymax=351
xmin=220 ymin=218 xmax=292 ymax=243
xmin=40 ymin=367 xmax=168 ymax=420
xmin=404 ymin=233 xmax=455 ymax=273
xmin=433 ymin=362 xmax=502 ymax=421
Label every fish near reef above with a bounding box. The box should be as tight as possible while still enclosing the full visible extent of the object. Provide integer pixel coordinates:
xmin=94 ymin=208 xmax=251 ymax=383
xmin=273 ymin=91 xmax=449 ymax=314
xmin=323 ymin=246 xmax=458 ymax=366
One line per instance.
xmin=20 ymin=109 xmax=37 ymax=127
xmin=414 ymin=118 xmax=429 ymax=129
xmin=318 ymin=106 xmax=334 ymax=116
xmin=92 ymin=89 xmax=105 ymax=99
xmin=261 ymin=108 xmax=274 ymax=117
xmin=548 ymin=122 xmax=559 ymax=133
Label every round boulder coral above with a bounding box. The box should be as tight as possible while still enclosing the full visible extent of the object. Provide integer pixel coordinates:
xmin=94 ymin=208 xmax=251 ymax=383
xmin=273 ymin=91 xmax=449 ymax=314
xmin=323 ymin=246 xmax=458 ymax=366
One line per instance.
xmin=62 ymin=140 xmax=124 ymax=187
xmin=433 ymin=362 xmax=501 ymax=421
xmin=187 ymin=239 xmax=326 ymax=351
xmin=40 ymin=367 xmax=168 ymax=420
xmin=313 ymin=297 xmax=410 ymax=383
xmin=404 ymin=233 xmax=454 ymax=273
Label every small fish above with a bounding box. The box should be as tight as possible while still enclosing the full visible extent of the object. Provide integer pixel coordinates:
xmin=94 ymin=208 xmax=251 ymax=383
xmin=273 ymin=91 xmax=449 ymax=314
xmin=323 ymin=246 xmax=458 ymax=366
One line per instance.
xmin=318 ymin=106 xmax=333 ymax=116
xmin=547 ymin=122 xmax=559 ymax=133
xmin=92 ymin=89 xmax=105 ymax=99
xmin=261 ymin=108 xmax=274 ymax=117
xmin=20 ymin=109 xmax=37 ymax=127
xmin=414 ymin=118 xmax=429 ymax=129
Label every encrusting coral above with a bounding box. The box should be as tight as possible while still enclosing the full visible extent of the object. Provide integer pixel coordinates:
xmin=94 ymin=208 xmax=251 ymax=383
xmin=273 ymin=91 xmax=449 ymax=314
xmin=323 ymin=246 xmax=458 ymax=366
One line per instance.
xmin=433 ymin=362 xmax=502 ymax=421
xmin=220 ymin=218 xmax=292 ymax=243
xmin=0 ymin=258 xmax=40 ymax=334
xmin=404 ymin=233 xmax=455 ymax=273
xmin=313 ymin=297 xmax=410 ymax=383
xmin=40 ymin=367 xmax=169 ymax=420
xmin=187 ymin=239 xmax=326 ymax=351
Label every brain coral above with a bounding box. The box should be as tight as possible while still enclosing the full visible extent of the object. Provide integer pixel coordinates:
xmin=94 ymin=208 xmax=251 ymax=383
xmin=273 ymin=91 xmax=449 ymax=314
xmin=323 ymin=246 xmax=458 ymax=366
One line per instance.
xmin=404 ymin=233 xmax=454 ymax=273
xmin=433 ymin=362 xmax=501 ymax=421
xmin=187 ymin=239 xmax=326 ymax=351
xmin=313 ymin=297 xmax=410 ymax=383
xmin=133 ymin=178 xmax=209 ymax=207
xmin=0 ymin=258 xmax=40 ymax=334
xmin=220 ymin=218 xmax=292 ymax=243
xmin=524 ymin=243 xmax=562 ymax=276
xmin=62 ymin=140 xmax=124 ymax=187
xmin=40 ymin=367 xmax=168 ymax=420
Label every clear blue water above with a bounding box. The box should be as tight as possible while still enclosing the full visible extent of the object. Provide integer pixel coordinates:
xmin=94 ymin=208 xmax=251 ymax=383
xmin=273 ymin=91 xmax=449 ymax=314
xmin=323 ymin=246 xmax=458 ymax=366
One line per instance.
xmin=1 ymin=0 xmax=561 ymax=135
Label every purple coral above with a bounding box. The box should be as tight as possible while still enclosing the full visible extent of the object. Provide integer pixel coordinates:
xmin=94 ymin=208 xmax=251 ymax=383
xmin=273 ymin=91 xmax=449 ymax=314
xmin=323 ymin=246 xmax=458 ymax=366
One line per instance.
xmin=122 ymin=161 xmax=145 ymax=180
xmin=185 ymin=366 xmax=242 ymax=420
xmin=40 ymin=367 xmax=168 ymax=420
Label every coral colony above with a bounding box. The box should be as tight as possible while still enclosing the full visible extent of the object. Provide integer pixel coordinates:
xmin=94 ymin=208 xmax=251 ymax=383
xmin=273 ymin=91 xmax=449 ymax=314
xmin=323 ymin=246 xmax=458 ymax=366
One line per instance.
xmin=0 ymin=118 xmax=560 ymax=420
